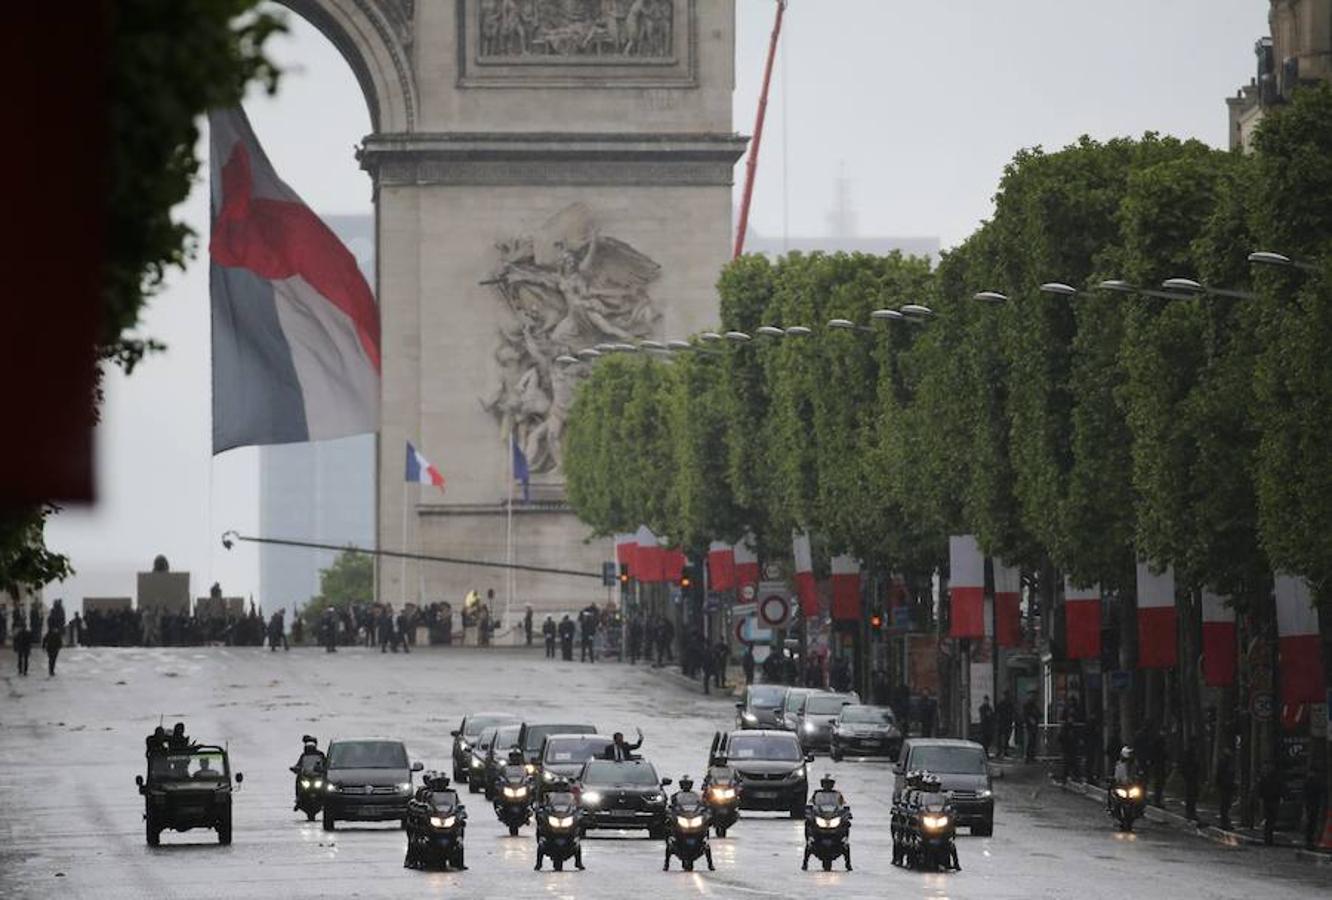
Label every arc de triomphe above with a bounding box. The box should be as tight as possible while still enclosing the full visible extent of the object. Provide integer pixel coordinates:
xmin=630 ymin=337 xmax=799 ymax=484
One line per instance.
xmin=281 ymin=0 xmax=744 ymax=613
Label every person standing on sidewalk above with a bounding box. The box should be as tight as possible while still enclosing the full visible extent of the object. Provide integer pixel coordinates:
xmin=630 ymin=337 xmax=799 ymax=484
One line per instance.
xmin=1303 ymin=765 xmax=1326 ymax=850
xmin=979 ymin=696 xmax=995 ymax=758
xmin=1258 ymin=762 xmax=1284 ymax=845
xmin=42 ymin=626 xmax=62 ymax=676
xmin=627 ymin=617 xmax=643 ymax=664
xmin=13 ymin=623 xmax=32 ymax=676
xmin=995 ymin=692 xmax=1014 ymax=759
xmin=542 ymin=615 xmax=557 ymax=658
xmin=1021 ymin=693 xmax=1040 ymax=762
xmin=524 ymin=606 xmax=534 ymax=646
xmin=741 ymin=644 xmax=755 ymax=684
xmin=1215 ymin=747 xmax=1236 ymax=830
xmin=712 ymin=640 xmax=728 ymax=691
xmin=1180 ymin=743 xmax=1200 ymax=821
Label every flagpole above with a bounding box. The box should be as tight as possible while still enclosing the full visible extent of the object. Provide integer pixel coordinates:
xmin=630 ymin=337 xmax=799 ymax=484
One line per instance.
xmin=401 ymin=478 xmax=408 ymax=605
xmin=505 ymin=431 xmax=515 ymax=640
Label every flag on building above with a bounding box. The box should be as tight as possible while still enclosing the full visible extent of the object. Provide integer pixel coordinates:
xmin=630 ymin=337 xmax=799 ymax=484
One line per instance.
xmin=734 ymin=533 xmax=760 ymax=588
xmin=830 ymin=554 xmax=862 ymax=621
xmin=404 ymin=441 xmax=445 ymax=490
xmin=208 ymin=107 xmax=379 ymax=453
xmin=1201 ymin=591 xmax=1236 ymax=687
xmin=949 ymin=535 xmax=984 ymax=639
xmin=1135 ymin=562 xmax=1177 ymax=669
xmin=792 ymin=530 xmax=817 ymax=616
xmin=1063 ymin=579 xmax=1101 ymax=660
xmin=993 ymin=561 xmax=1022 ymax=648
xmin=707 ymin=541 xmax=737 ymax=591
xmin=511 ymin=434 xmax=531 ymax=503
xmin=1274 ymin=574 xmax=1325 ymax=706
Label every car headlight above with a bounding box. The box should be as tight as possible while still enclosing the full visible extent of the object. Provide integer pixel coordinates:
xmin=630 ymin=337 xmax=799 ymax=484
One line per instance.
xmin=922 ymin=814 xmax=950 ymax=830
xmin=581 ymin=790 xmax=603 ymax=807
xmin=815 ymin=815 xmax=842 ymax=829
xmin=503 ymin=786 xmax=528 ymax=799
xmin=398 ymin=782 xmax=412 ymax=794
xmin=429 ymin=815 xmax=456 ymax=828
xmin=802 ymin=721 xmax=816 ymax=732
xmin=542 ymin=770 xmax=556 ymax=782
xmin=709 ymin=787 xmax=736 ymax=801
xmin=676 ymin=814 xmax=705 ymax=829
xmin=644 ymin=792 xmax=664 ymax=804
xmin=300 ymin=778 xmax=311 ymax=789
xmin=978 ymin=788 xmax=993 ymax=799
xmin=326 ymin=783 xmax=340 ymax=793
xmin=471 ymin=757 xmax=484 ymax=769
xmin=1128 ymin=785 xmax=1143 ymax=799
xmin=458 ymin=741 xmax=470 ymax=753
xmin=525 ymin=763 xmax=538 ymax=775
xmin=741 ymin=711 xmax=758 ymax=723
xmin=547 ymin=814 xmax=575 ymax=829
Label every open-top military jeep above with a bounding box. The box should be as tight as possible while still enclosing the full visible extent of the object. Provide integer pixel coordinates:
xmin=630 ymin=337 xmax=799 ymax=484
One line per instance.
xmin=137 ymin=744 xmax=243 ymax=845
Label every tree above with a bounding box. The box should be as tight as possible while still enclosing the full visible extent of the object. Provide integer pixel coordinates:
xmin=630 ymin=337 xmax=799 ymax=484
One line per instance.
xmin=308 ymin=550 xmax=373 ymax=614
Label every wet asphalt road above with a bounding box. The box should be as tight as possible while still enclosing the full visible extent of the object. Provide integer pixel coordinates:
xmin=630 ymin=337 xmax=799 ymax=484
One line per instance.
xmin=1 ymin=645 xmax=1328 ymax=899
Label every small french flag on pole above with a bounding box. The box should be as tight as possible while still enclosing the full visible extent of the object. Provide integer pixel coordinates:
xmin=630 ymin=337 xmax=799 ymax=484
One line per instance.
xmin=405 ymin=441 xmax=445 ymax=490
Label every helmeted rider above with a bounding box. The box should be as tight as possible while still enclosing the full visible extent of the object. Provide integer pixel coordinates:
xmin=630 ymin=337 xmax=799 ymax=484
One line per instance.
xmin=804 ymin=774 xmax=852 ymax=871
xmin=1113 ymin=746 xmax=1134 ymax=784
xmin=905 ymin=771 xmax=957 ymax=870
xmin=664 ymin=775 xmax=714 ymax=871
xmin=292 ymin=736 xmax=326 ymax=809
xmin=534 ymin=776 xmax=583 ymax=871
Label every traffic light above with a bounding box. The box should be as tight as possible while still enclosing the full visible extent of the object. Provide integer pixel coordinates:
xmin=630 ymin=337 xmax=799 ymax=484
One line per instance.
xmin=619 ymin=563 xmax=631 ymax=586
xmin=869 ymin=614 xmax=883 ymax=629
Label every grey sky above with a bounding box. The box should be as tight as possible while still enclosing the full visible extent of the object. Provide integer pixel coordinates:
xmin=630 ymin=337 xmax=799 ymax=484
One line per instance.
xmin=46 ymin=1 xmax=1269 ymax=607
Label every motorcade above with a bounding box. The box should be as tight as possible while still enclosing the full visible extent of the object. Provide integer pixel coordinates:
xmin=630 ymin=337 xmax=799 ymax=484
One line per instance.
xmin=795 ymin=692 xmax=858 ymax=752
xmin=138 ymin=744 xmax=242 ymax=846
xmin=711 ymin=730 xmax=812 ymax=818
xmin=802 ymin=779 xmax=852 ymax=871
xmin=574 ymin=759 xmax=670 ymax=837
xmin=451 ymin=713 xmax=519 ymax=781
xmin=891 ymin=771 xmax=960 ymax=872
xmin=892 ymin=738 xmax=994 ymax=836
xmin=321 ymin=739 xmax=423 ymax=831
xmin=480 ymin=723 xmax=524 ymax=800
xmin=735 ymin=684 xmax=788 ymax=730
xmin=517 ymin=722 xmax=597 ymax=771
xmin=1108 ymin=778 xmax=1147 ymax=832
xmin=403 ymin=773 xmax=467 ymax=870
xmin=830 ymin=704 xmax=904 ymax=761
xmin=493 ymin=758 xmax=534 ymax=836
xmin=777 ymin=688 xmax=820 ymax=731
xmin=465 ymin=725 xmax=504 ymax=794
xmin=537 ymin=733 xmax=614 ymax=798
xmin=701 ymin=765 xmax=741 ymax=837
xmin=662 ymin=776 xmax=713 ymax=871
xmin=534 ymin=779 xmax=584 ymax=871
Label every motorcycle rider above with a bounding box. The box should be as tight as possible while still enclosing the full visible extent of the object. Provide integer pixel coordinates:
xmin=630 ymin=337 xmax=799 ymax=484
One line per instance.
xmin=292 ymin=736 xmax=326 ymax=810
xmin=803 ymin=774 xmax=852 ymax=871
xmin=1107 ymin=746 xmax=1138 ymax=812
xmin=664 ymin=775 xmax=714 ymax=871
xmin=534 ymin=776 xmax=583 ymax=871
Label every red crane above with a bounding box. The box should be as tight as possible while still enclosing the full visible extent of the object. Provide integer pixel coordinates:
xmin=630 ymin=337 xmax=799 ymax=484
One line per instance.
xmin=733 ymin=0 xmax=787 ymax=259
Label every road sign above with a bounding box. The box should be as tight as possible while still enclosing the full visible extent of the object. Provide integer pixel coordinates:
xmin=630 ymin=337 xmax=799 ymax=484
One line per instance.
xmin=1251 ymin=691 xmax=1274 ymax=721
xmin=601 ymin=561 xmax=617 ymax=587
xmin=763 ymin=561 xmax=783 ymax=581
xmin=758 ymin=582 xmax=792 ymax=628
xmin=741 ymin=584 xmax=757 ymax=601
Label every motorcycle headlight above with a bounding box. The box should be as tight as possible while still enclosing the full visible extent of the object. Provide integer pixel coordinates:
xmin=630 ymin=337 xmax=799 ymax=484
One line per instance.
xmin=525 ymin=763 xmax=538 ymax=775
xmin=1128 ymin=786 xmax=1143 ymax=799
xmin=430 ymin=815 xmax=456 ymax=828
xmin=458 ymin=741 xmax=470 ymax=753
xmin=1113 ymin=787 xmax=1129 ymax=799
xmin=709 ymin=787 xmax=736 ymax=801
xmin=300 ymin=779 xmax=312 ymax=789
xmin=815 ymin=815 xmax=842 ymax=829
xmin=503 ymin=786 xmax=529 ymax=799
xmin=398 ymin=782 xmax=412 ymax=794
xmin=542 ymin=770 xmax=556 ymax=782
xmin=741 ymin=711 xmax=758 ymax=723
xmin=548 ymin=814 xmax=575 ymax=829
xmin=313 ymin=779 xmax=323 ymax=789
xmin=922 ymin=814 xmax=950 ymax=830
xmin=676 ymin=814 xmax=705 ymax=829
xmin=802 ymin=721 xmax=817 ymax=732
xmin=581 ymin=790 xmax=603 ymax=807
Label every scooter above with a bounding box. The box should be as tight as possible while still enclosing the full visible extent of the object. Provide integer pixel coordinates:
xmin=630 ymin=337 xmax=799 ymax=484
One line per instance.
xmin=703 ymin=767 xmax=740 ymax=838
xmin=664 ymin=784 xmax=714 ymax=872
xmin=1108 ymin=780 xmax=1147 ymax=832
xmin=803 ymin=794 xmax=852 ymax=871
xmin=494 ymin=767 xmax=534 ymax=836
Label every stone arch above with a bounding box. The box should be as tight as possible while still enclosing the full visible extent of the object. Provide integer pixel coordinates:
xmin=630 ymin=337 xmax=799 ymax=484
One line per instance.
xmin=278 ymin=0 xmax=417 ymax=133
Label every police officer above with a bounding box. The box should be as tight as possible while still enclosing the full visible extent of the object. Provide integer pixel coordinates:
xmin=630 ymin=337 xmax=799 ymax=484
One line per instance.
xmin=663 ymin=775 xmax=713 ymax=871
xmin=542 ymin=615 xmax=557 ymax=658
xmin=42 ymin=626 xmax=63 ymax=676
xmin=578 ymin=603 xmax=598 ymax=663
xmin=1258 ymin=761 xmax=1283 ymax=846
xmin=803 ymin=774 xmax=852 ymax=871
xmin=534 ymin=776 xmax=583 ymax=871
xmin=292 ymin=737 xmax=326 ymax=810
xmin=146 ymin=725 xmax=169 ymax=756
xmin=558 ymin=615 xmax=576 ymax=661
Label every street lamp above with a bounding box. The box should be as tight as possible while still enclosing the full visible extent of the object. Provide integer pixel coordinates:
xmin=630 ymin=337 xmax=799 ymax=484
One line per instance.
xmin=1249 ymin=250 xmax=1319 ymax=273
xmin=756 ymin=325 xmax=786 ymax=337
xmin=724 ymin=331 xmax=752 ymax=343
xmin=1038 ymin=282 xmax=1078 ymax=297
xmin=900 ymin=304 xmax=935 ymax=320
xmin=1162 ymin=277 xmax=1255 ymax=301
xmin=555 ymin=355 xmax=580 ymax=366
xmin=699 ymin=331 xmax=723 ymax=343
xmin=666 ymin=339 xmax=692 ymax=351
xmin=784 ymin=325 xmax=812 ymax=337
xmin=1095 ymin=279 xmax=1180 ymax=300
xmin=638 ymin=340 xmax=667 ymax=351
xmin=871 ymin=308 xmax=905 ymax=322
xmin=974 ymin=291 xmax=1009 ymax=304
xmin=575 ymin=348 xmax=602 ymax=361
xmin=827 ymin=318 xmax=859 ymax=331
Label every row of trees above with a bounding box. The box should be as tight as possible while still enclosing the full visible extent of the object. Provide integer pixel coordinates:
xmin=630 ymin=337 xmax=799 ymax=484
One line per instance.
xmin=565 ymin=88 xmax=1332 ymax=770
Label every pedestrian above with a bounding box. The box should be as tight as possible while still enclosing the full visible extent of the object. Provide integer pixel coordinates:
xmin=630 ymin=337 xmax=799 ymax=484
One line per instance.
xmin=831 ymin=656 xmax=852 ymax=694
xmin=700 ymin=637 xmax=713 ymax=694
xmin=523 ymin=605 xmax=534 ymax=647
xmin=741 ymin=644 xmax=755 ymax=685
xmin=1303 ymin=764 xmax=1325 ymax=850
xmin=542 ymin=615 xmax=557 ymax=658
xmin=922 ymin=690 xmax=939 ymax=739
xmin=578 ymin=603 xmax=598 ymax=663
xmin=627 ymin=617 xmax=643 ymax=665
xmin=871 ymin=666 xmax=889 ymax=706
xmin=1258 ymin=762 xmax=1283 ymax=846
xmin=379 ymin=607 xmax=395 ymax=653
xmin=979 ymin=695 xmax=995 ymax=758
xmin=42 ymin=626 xmax=62 ymax=676
xmin=68 ymin=612 xmax=83 ymax=647
xmin=13 ymin=623 xmax=32 ymax=676
xmin=1059 ymin=710 xmax=1080 ymax=783
xmin=1180 ymin=742 xmax=1200 ymax=821
xmin=397 ymin=608 xmax=412 ymax=653
xmin=1214 ymin=747 xmax=1236 ymax=830
xmin=1021 ymin=693 xmax=1040 ymax=762
xmin=558 ymin=614 xmax=575 ymax=661
xmin=714 ymin=641 xmax=729 ymax=690
xmin=656 ymin=618 xmax=674 ymax=665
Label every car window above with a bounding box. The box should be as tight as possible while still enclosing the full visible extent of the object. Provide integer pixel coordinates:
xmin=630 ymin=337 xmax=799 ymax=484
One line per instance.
xmin=544 ymin=737 xmax=612 ymax=763
xmin=747 ymin=685 xmax=786 ymax=707
xmin=525 ymin=724 xmax=595 ymax=750
xmin=328 ymin=741 xmax=409 ymax=769
xmin=806 ymin=695 xmax=852 ymax=715
xmin=463 ymin=715 xmax=512 ymax=738
xmin=150 ymin=752 xmax=227 ymax=781
xmin=726 ymin=735 xmax=801 ymax=762
xmin=582 ymin=761 xmax=659 ymax=785
xmin=840 ymin=706 xmax=894 ymax=724
xmin=907 ymin=745 xmax=986 ymax=775
xmin=784 ymin=691 xmax=809 ymax=714
xmin=476 ymin=727 xmax=498 ymax=750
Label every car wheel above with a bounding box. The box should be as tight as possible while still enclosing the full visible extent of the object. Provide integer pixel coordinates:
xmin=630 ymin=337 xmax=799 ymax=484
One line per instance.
xmin=714 ymin=825 xmax=727 ymax=838
xmin=322 ymin=809 xmax=335 ymax=832
xmin=682 ymin=858 xmax=694 ymax=872
xmin=648 ymin=825 xmax=666 ymax=840
xmin=553 ymin=857 xmax=564 ymax=872
xmin=145 ymin=814 xmax=160 ymax=847
xmin=217 ymin=815 xmax=232 ymax=846
xmin=468 ymin=779 xmax=481 ymax=794
xmin=305 ymin=808 xmax=316 ymax=822
xmin=822 ymin=858 xmax=832 ymax=872
xmin=509 ymin=824 xmax=520 ymax=837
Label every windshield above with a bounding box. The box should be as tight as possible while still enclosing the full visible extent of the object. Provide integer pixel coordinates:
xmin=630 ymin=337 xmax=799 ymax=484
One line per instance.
xmin=149 ymin=751 xmax=227 ymax=781
xmin=582 ymin=761 xmax=659 ymax=786
xmin=328 ymin=741 xmax=409 ymax=769
xmin=427 ymin=791 xmax=458 ymax=806
xmin=784 ymin=692 xmax=810 ymax=715
xmin=726 ymin=735 xmax=802 ymax=762
xmin=747 ymin=686 xmax=786 ymax=708
xmin=807 ymin=695 xmax=853 ymax=715
xmin=544 ymin=737 xmax=612 ymax=764
xmin=491 ymin=726 xmax=522 ymax=753
xmin=908 ymin=746 xmax=987 ymax=775
xmin=524 ymin=724 xmax=595 ymax=751
xmin=840 ymin=706 xmax=895 ymax=725
xmin=463 ymin=715 xmax=513 ymax=738
xmin=476 ymin=727 xmax=499 ymax=750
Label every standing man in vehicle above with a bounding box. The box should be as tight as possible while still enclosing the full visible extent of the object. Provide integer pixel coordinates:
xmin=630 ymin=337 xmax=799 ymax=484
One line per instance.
xmin=601 ymin=728 xmax=644 ymax=761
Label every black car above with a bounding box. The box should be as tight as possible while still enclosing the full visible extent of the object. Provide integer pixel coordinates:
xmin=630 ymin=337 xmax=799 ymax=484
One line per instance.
xmin=735 ymin=684 xmax=788 ymax=729
xmin=777 ymin=688 xmax=820 ymax=731
xmin=795 ymin=692 xmax=858 ymax=751
xmin=830 ymin=704 xmax=903 ymax=760
xmin=517 ymin=722 xmax=597 ymax=771
xmin=480 ymin=723 xmax=524 ymax=798
xmin=451 ymin=713 xmax=519 ymax=781
xmin=465 ymin=726 xmax=505 ymax=793
xmin=892 ymin=738 xmax=994 ymax=836
xmin=137 ymin=744 xmax=242 ymax=845
xmin=713 ymin=730 xmax=811 ymax=818
xmin=574 ymin=759 xmax=669 ymax=836
xmin=322 ymin=739 xmax=423 ymax=831
xmin=538 ymin=734 xmax=614 ymax=797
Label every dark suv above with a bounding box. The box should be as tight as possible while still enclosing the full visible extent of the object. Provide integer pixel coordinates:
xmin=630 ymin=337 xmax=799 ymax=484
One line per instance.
xmin=322 ymin=739 xmax=423 ymax=831
xmin=713 ymin=730 xmax=811 ymax=818
xmin=517 ymin=722 xmax=597 ymax=771
xmin=137 ymin=744 xmax=242 ymax=845
xmin=735 ymin=684 xmax=788 ymax=729
xmin=574 ymin=759 xmax=669 ymax=836
xmin=795 ymin=692 xmax=857 ymax=751
xmin=892 ymin=738 xmax=994 ymax=835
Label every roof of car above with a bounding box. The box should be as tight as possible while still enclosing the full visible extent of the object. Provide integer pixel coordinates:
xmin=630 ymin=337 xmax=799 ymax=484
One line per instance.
xmin=903 ymin=738 xmax=985 ymax=749
xmin=726 ymin=729 xmax=798 ymax=739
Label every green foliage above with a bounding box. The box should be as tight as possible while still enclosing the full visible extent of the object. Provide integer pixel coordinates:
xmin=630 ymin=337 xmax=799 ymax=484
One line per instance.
xmin=308 ymin=550 xmax=374 ymax=613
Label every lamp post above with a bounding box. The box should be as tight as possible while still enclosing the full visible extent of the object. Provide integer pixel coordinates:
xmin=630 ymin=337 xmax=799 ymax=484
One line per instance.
xmin=1248 ymin=250 xmax=1319 ymax=273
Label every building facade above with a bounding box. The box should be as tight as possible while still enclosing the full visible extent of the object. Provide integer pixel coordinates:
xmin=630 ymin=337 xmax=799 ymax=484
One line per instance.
xmin=1228 ymin=1 xmax=1332 ymax=150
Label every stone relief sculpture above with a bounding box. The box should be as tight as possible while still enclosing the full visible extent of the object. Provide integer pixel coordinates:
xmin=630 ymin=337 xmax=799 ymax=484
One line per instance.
xmin=483 ymin=203 xmax=662 ymax=475
xmin=479 ymin=0 xmax=674 ymax=59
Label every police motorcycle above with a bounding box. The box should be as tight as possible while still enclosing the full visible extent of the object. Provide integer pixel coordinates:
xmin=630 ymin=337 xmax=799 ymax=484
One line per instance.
xmin=802 ymin=775 xmax=852 ymax=872
xmin=289 ymin=735 xmax=326 ymax=821
xmin=704 ymin=734 xmax=741 ymax=837
xmin=404 ymin=773 xmax=467 ymax=871
xmin=663 ymin=776 xmax=714 ymax=872
xmin=534 ymin=776 xmax=584 ymax=872
xmin=891 ymin=771 xmax=959 ymax=872
xmin=1107 ymin=746 xmax=1147 ymax=832
xmin=494 ymin=746 xmax=534 ymax=836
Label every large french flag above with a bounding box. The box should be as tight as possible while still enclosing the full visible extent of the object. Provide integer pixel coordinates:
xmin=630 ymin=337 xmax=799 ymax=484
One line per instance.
xmin=830 ymin=554 xmax=862 ymax=621
xmin=1201 ymin=590 xmax=1236 ymax=687
xmin=209 ymin=107 xmax=379 ymax=453
xmin=793 ymin=531 xmax=818 ymax=616
xmin=707 ymin=541 xmax=737 ymax=591
xmin=633 ymin=525 xmax=665 ymax=583
xmin=949 ymin=535 xmax=984 ymax=639
xmin=1063 ymin=578 xmax=1101 ymax=660
xmin=614 ymin=533 xmax=637 ymax=574
xmin=993 ymin=561 xmax=1022 ymax=648
xmin=1135 ymin=562 xmax=1177 ymax=669
xmin=404 ymin=442 xmax=445 ymax=490
xmin=734 ymin=534 xmax=760 ymax=588
xmin=1274 ymin=574 xmax=1325 ymax=707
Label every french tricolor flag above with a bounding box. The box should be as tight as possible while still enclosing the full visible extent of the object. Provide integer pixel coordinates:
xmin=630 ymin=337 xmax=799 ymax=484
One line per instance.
xmin=707 ymin=541 xmax=737 ymax=591
xmin=949 ymin=535 xmax=984 ymax=639
xmin=1135 ymin=562 xmax=1177 ymax=669
xmin=1274 ymin=574 xmax=1325 ymax=708
xmin=792 ymin=530 xmax=818 ymax=616
xmin=993 ymin=561 xmax=1022 ymax=648
xmin=1201 ymin=590 xmax=1236 ymax=687
xmin=209 ymin=107 xmax=379 ymax=453
xmin=830 ymin=554 xmax=862 ymax=622
xmin=1063 ymin=578 xmax=1101 ymax=660
xmin=404 ymin=442 xmax=445 ymax=490
xmin=734 ymin=533 xmax=760 ymax=588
